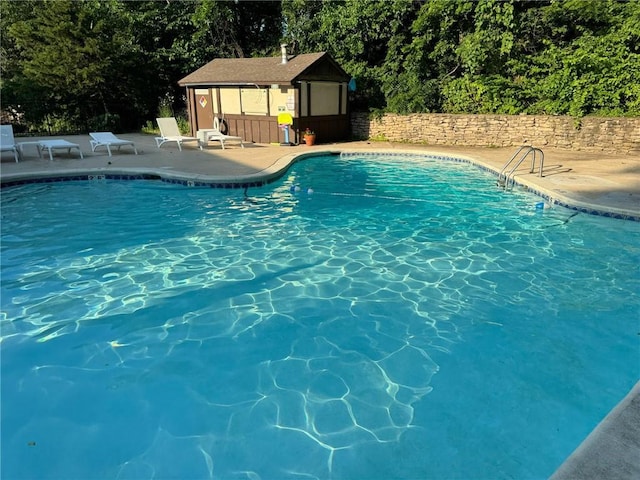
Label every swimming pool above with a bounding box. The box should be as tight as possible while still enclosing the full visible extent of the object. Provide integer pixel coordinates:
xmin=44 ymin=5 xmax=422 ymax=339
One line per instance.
xmin=1 ymin=153 xmax=639 ymax=479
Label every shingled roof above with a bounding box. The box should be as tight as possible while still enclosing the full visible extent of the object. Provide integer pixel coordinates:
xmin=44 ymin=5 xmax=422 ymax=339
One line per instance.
xmin=178 ymin=52 xmax=349 ymax=86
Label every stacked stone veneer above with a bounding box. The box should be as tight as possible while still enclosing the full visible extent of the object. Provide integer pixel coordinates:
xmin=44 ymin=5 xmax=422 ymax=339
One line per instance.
xmin=351 ymin=112 xmax=640 ymax=153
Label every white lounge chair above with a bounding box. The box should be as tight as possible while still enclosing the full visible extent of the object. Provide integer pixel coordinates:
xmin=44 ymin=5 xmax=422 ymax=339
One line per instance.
xmin=38 ymin=139 xmax=84 ymax=161
xmin=155 ymin=117 xmax=198 ymax=151
xmin=0 ymin=125 xmax=20 ymax=162
xmin=198 ymin=117 xmax=244 ymax=150
xmin=89 ymin=132 xmax=138 ymax=156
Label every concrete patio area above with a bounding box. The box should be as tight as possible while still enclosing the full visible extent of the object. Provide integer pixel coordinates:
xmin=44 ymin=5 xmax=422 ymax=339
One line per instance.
xmin=1 ymin=133 xmax=639 ymax=478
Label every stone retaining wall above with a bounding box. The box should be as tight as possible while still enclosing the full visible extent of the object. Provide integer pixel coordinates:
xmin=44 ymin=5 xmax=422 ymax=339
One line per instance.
xmin=351 ymin=112 xmax=640 ymax=153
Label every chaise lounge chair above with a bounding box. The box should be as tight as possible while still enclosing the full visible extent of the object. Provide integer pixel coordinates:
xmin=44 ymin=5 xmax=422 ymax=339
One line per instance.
xmin=89 ymin=132 xmax=138 ymax=156
xmin=155 ymin=117 xmax=198 ymax=151
xmin=0 ymin=125 xmax=20 ymax=162
xmin=199 ymin=117 xmax=244 ymax=150
xmin=38 ymin=139 xmax=84 ymax=161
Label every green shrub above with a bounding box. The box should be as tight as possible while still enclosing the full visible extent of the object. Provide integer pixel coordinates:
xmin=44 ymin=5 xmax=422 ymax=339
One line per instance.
xmin=157 ymin=102 xmax=173 ymax=119
xmin=141 ymin=120 xmax=158 ymax=135
xmin=87 ymin=113 xmax=121 ymax=132
xmin=176 ymin=116 xmax=190 ymax=134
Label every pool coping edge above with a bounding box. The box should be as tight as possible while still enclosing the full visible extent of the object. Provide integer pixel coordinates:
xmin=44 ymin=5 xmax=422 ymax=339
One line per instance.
xmin=2 ymin=148 xmax=638 ymax=221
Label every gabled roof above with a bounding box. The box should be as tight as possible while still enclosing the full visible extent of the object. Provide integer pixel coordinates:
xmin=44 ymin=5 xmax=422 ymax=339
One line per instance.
xmin=178 ymin=52 xmax=350 ymax=86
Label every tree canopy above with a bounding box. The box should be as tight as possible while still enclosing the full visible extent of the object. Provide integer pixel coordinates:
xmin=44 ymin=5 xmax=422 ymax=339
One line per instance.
xmin=1 ymin=0 xmax=638 ymax=133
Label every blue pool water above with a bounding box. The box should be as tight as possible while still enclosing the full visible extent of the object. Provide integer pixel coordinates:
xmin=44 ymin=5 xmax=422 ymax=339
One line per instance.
xmin=1 ymin=153 xmax=639 ymax=479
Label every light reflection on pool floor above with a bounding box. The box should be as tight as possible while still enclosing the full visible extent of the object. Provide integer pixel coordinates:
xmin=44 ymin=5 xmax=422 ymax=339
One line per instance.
xmin=1 ymin=154 xmax=639 ymax=479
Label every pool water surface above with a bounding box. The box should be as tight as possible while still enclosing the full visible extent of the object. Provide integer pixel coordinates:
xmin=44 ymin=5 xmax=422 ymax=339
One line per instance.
xmin=1 ymin=153 xmax=639 ymax=479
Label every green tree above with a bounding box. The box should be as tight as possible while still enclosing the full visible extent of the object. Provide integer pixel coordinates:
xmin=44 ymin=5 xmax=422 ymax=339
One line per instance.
xmin=518 ymin=0 xmax=640 ymax=116
xmin=6 ymin=0 xmax=109 ymax=131
xmin=435 ymin=0 xmax=521 ymax=113
xmin=384 ymin=0 xmax=474 ymax=113
xmin=2 ymin=0 xmax=638 ymax=133
xmin=2 ymin=0 xmax=284 ymax=133
xmin=283 ymin=0 xmax=420 ymax=110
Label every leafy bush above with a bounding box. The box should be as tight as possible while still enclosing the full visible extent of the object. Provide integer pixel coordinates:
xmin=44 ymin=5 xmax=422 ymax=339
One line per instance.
xmin=29 ymin=113 xmax=83 ymax=136
xmin=141 ymin=120 xmax=158 ymax=135
xmin=87 ymin=113 xmax=121 ymax=132
xmin=176 ymin=115 xmax=190 ymax=135
xmin=157 ymin=101 xmax=174 ymax=119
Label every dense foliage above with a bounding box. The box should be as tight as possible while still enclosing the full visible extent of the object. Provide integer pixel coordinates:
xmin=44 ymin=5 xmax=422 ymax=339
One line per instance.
xmin=0 ymin=0 xmax=282 ymax=133
xmin=1 ymin=0 xmax=638 ymax=133
xmin=283 ymin=0 xmax=640 ymax=116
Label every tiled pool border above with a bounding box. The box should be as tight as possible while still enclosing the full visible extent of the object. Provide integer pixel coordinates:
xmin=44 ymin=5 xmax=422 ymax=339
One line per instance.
xmin=340 ymin=152 xmax=640 ymax=222
xmin=2 ymin=151 xmax=638 ymax=222
xmin=0 ymin=173 xmax=271 ymax=190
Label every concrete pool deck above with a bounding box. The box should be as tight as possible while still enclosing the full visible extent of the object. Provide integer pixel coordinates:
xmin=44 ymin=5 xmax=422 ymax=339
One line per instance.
xmin=1 ymin=133 xmax=639 ymax=477
xmin=551 ymin=381 xmax=640 ymax=480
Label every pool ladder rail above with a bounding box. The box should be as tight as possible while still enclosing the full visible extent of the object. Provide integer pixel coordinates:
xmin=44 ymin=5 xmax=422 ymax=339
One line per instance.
xmin=497 ymin=145 xmax=545 ymax=190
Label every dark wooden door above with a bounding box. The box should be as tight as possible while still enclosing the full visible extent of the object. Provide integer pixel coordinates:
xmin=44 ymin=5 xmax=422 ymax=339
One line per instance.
xmin=195 ymin=91 xmax=213 ymax=130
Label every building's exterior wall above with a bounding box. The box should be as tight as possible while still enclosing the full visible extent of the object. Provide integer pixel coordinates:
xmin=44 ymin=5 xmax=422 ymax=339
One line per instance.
xmin=185 ymin=82 xmax=350 ymax=143
xmin=351 ymin=112 xmax=640 ymax=153
xmin=341 ymin=84 xmax=348 ymax=115
xmin=269 ymin=87 xmax=295 ymax=115
xmin=219 ymin=88 xmax=242 ymax=115
xmin=240 ymin=88 xmax=269 ymax=116
xmin=300 ymin=83 xmax=309 ymax=117
xmin=310 ymin=83 xmax=341 ymax=116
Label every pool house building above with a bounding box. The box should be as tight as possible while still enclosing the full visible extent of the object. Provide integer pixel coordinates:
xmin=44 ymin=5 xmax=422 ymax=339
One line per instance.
xmin=178 ymin=46 xmax=351 ymax=145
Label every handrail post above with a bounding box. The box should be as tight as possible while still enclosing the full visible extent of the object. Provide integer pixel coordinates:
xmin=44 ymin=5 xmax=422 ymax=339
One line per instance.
xmin=536 ymin=148 xmax=544 ymax=177
xmin=498 ymin=145 xmax=544 ymax=190
xmin=530 ymin=149 xmax=536 ymax=173
xmin=497 ymin=144 xmax=532 ymax=187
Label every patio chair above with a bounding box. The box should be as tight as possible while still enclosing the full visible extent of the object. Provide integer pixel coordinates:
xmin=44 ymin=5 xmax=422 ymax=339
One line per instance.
xmin=155 ymin=118 xmax=198 ymax=151
xmin=199 ymin=117 xmax=244 ymax=150
xmin=0 ymin=125 xmax=20 ymax=162
xmin=89 ymin=132 xmax=138 ymax=156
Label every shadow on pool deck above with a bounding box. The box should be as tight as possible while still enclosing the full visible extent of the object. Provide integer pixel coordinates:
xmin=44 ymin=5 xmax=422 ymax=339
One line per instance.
xmin=1 ymin=133 xmax=639 ymax=478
